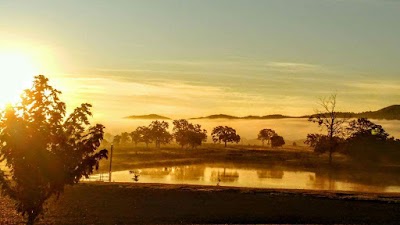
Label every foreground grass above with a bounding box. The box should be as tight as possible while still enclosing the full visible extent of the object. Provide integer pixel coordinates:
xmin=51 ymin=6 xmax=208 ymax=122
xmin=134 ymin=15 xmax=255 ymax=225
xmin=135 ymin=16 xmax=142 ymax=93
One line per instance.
xmin=2 ymin=182 xmax=400 ymax=224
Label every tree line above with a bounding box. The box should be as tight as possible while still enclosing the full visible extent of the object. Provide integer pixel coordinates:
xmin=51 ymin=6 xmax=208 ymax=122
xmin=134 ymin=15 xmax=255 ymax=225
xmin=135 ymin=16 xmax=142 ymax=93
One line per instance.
xmin=112 ymin=121 xmax=286 ymax=148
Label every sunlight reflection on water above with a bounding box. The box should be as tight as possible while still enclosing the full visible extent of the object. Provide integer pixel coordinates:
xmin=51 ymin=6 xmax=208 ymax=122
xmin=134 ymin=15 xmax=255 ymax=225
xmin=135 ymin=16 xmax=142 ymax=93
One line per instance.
xmin=86 ymin=164 xmax=400 ymax=193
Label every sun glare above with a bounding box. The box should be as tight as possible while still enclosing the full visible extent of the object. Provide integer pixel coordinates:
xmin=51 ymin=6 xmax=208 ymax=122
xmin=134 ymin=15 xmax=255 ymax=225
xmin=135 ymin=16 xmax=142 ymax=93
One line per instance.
xmin=0 ymin=52 xmax=38 ymax=107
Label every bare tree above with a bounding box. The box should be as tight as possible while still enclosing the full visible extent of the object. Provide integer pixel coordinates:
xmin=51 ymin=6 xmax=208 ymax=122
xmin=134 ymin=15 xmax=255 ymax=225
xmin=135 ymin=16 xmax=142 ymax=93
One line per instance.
xmin=308 ymin=94 xmax=347 ymax=164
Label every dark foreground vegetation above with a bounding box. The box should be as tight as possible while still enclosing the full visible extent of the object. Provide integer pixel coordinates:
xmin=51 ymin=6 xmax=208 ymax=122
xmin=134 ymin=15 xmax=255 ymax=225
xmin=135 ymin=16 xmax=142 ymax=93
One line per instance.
xmin=2 ymin=183 xmax=400 ymax=224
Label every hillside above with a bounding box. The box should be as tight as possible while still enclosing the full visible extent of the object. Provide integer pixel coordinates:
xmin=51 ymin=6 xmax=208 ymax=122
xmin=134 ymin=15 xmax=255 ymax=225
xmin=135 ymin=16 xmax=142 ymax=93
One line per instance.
xmin=190 ymin=105 xmax=400 ymax=120
xmin=125 ymin=114 xmax=171 ymax=120
xmin=358 ymin=105 xmax=400 ymax=120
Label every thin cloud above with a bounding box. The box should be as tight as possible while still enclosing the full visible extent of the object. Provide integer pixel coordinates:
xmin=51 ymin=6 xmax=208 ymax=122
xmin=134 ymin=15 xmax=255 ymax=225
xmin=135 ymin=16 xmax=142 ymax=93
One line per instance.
xmin=265 ymin=62 xmax=324 ymax=73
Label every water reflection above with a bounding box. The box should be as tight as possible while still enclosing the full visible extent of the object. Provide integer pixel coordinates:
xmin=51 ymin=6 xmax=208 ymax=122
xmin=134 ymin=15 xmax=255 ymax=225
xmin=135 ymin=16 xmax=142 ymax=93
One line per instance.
xmin=210 ymin=169 xmax=239 ymax=183
xmin=257 ymin=170 xmax=284 ymax=179
xmin=90 ymin=164 xmax=400 ymax=193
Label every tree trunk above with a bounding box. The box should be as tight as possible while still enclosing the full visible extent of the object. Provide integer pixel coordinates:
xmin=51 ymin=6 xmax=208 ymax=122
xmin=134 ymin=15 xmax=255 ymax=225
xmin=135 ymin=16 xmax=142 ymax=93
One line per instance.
xmin=27 ymin=211 xmax=38 ymax=225
xmin=224 ymin=141 xmax=227 ymax=147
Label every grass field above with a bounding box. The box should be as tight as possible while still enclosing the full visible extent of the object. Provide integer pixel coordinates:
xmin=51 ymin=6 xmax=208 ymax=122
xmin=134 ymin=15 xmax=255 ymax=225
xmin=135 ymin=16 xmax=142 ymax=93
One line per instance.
xmin=2 ymin=182 xmax=400 ymax=224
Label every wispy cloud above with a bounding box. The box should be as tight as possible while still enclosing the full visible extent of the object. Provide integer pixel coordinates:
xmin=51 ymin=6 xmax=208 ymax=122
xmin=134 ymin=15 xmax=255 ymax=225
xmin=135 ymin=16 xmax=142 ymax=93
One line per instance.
xmin=265 ymin=62 xmax=324 ymax=73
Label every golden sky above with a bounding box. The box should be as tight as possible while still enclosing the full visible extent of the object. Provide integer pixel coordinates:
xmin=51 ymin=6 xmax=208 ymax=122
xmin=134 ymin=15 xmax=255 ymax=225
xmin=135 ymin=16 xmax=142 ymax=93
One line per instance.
xmin=0 ymin=0 xmax=399 ymax=120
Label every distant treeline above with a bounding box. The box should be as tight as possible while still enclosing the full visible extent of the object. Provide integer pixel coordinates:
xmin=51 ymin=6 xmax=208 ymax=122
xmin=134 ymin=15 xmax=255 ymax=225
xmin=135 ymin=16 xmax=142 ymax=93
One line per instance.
xmin=109 ymin=119 xmax=286 ymax=149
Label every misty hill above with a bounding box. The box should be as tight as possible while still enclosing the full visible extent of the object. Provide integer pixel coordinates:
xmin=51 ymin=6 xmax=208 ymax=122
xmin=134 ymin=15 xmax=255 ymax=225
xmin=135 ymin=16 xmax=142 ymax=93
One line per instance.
xmin=191 ymin=105 xmax=400 ymax=120
xmin=125 ymin=114 xmax=171 ymax=120
xmin=191 ymin=114 xmax=295 ymax=120
xmin=358 ymin=105 xmax=400 ymax=120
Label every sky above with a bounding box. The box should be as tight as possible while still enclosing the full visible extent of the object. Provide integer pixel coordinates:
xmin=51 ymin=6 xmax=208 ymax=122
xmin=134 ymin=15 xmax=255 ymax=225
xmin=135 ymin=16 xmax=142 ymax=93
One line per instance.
xmin=0 ymin=0 xmax=400 ymax=120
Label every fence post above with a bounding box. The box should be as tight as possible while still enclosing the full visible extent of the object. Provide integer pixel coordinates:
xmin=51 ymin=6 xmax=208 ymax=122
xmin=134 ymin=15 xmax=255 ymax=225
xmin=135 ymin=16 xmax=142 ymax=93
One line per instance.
xmin=109 ymin=144 xmax=114 ymax=182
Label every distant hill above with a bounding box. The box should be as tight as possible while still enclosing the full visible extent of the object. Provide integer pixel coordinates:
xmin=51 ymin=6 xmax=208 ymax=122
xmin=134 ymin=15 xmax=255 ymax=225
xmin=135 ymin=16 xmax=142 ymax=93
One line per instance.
xmin=358 ymin=105 xmax=400 ymax=120
xmin=190 ymin=105 xmax=400 ymax=120
xmin=125 ymin=114 xmax=171 ymax=120
xmin=191 ymin=114 xmax=296 ymax=120
xmin=190 ymin=114 xmax=240 ymax=120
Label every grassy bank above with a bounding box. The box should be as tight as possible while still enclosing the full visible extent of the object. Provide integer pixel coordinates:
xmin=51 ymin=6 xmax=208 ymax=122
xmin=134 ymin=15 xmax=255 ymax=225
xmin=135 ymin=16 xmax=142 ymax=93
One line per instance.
xmin=2 ymin=182 xmax=400 ymax=224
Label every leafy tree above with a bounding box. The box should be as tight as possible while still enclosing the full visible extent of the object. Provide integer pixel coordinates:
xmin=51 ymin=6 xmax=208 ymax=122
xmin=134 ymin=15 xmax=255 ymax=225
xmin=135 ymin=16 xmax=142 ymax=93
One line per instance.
xmin=0 ymin=75 xmax=108 ymax=224
xmin=149 ymin=120 xmax=172 ymax=148
xmin=120 ymin=132 xmax=131 ymax=145
xmin=305 ymin=133 xmax=345 ymax=154
xmin=271 ymin=135 xmax=285 ymax=147
xmin=136 ymin=126 xmax=152 ymax=148
xmin=211 ymin=126 xmax=241 ymax=147
xmin=309 ymin=94 xmax=347 ymax=164
xmin=257 ymin=128 xmax=276 ymax=146
xmin=130 ymin=129 xmax=141 ymax=146
xmin=113 ymin=135 xmax=121 ymax=146
xmin=172 ymin=119 xmax=207 ymax=149
xmin=345 ymin=118 xmax=392 ymax=162
xmin=347 ymin=118 xmax=389 ymax=140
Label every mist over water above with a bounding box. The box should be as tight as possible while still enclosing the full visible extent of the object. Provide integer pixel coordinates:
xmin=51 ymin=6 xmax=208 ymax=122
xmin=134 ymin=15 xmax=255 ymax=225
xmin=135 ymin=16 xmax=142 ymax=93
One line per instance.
xmin=103 ymin=118 xmax=400 ymax=143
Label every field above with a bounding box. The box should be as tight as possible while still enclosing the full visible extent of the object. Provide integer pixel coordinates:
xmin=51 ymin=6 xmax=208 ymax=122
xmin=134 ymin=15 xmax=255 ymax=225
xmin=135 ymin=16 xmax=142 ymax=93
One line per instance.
xmin=1 ymin=182 xmax=400 ymax=224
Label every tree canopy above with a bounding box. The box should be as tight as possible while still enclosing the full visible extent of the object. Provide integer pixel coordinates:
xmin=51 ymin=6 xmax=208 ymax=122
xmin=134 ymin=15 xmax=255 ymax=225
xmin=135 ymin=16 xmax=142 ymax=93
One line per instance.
xmin=211 ymin=126 xmax=240 ymax=147
xmin=148 ymin=120 xmax=172 ymax=148
xmin=0 ymin=75 xmax=108 ymax=224
xmin=172 ymin=119 xmax=207 ymax=149
xmin=257 ymin=129 xmax=277 ymax=146
xmin=271 ymin=135 xmax=285 ymax=147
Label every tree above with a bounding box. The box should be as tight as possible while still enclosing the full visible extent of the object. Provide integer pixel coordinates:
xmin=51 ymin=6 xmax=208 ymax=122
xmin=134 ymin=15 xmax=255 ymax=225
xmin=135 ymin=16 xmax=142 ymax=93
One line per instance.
xmin=345 ymin=118 xmax=391 ymax=162
xmin=113 ymin=135 xmax=121 ymax=146
xmin=308 ymin=94 xmax=347 ymax=164
xmin=257 ymin=129 xmax=276 ymax=146
xmin=346 ymin=118 xmax=389 ymax=140
xmin=120 ymin=132 xmax=131 ymax=145
xmin=305 ymin=133 xmax=345 ymax=154
xmin=149 ymin=120 xmax=172 ymax=148
xmin=0 ymin=75 xmax=108 ymax=224
xmin=271 ymin=135 xmax=285 ymax=147
xmin=130 ymin=129 xmax=142 ymax=146
xmin=211 ymin=126 xmax=241 ymax=147
xmin=172 ymin=119 xmax=207 ymax=149
xmin=136 ymin=126 xmax=152 ymax=148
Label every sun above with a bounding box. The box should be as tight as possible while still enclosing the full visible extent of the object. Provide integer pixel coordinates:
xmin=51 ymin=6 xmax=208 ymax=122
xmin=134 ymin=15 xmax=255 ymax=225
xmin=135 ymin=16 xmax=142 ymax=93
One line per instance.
xmin=0 ymin=52 xmax=38 ymax=107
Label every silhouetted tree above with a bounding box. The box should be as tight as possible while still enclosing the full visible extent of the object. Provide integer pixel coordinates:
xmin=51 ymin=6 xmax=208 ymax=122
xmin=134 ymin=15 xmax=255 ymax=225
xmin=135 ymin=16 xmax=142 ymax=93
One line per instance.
xmin=113 ymin=135 xmax=121 ymax=146
xmin=120 ymin=132 xmax=131 ymax=145
xmin=347 ymin=118 xmax=389 ymax=140
xmin=271 ymin=135 xmax=285 ymax=147
xmin=172 ymin=119 xmax=207 ymax=149
xmin=136 ymin=126 xmax=152 ymax=148
xmin=345 ymin=118 xmax=393 ymax=162
xmin=130 ymin=129 xmax=141 ymax=146
xmin=257 ymin=128 xmax=276 ymax=146
xmin=305 ymin=133 xmax=345 ymax=154
xmin=0 ymin=75 xmax=108 ymax=225
xmin=309 ymin=94 xmax=347 ymax=164
xmin=149 ymin=120 xmax=172 ymax=148
xmin=211 ymin=126 xmax=241 ymax=147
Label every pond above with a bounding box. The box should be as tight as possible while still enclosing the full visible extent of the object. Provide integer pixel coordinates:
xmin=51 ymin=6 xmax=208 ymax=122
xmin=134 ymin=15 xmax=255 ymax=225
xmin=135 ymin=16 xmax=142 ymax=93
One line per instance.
xmin=86 ymin=163 xmax=400 ymax=193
